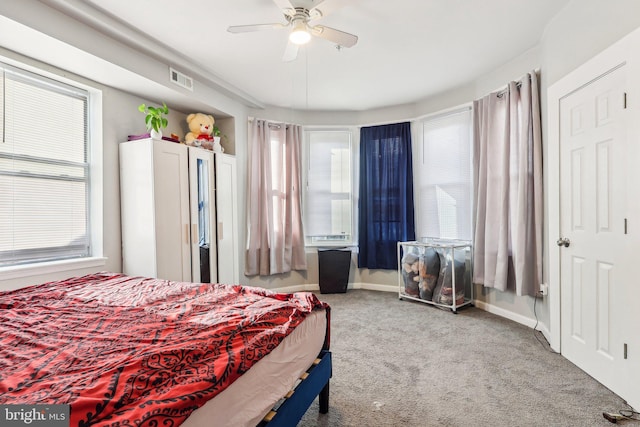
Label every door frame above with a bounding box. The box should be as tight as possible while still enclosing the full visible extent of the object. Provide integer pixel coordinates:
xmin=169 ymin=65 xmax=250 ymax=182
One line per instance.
xmin=547 ymin=27 xmax=640 ymax=352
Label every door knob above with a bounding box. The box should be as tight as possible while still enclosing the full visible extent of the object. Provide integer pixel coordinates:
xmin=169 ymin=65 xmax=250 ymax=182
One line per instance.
xmin=556 ymin=237 xmax=570 ymax=247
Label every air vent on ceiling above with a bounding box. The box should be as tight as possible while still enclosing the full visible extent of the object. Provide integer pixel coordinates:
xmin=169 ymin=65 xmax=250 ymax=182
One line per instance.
xmin=169 ymin=67 xmax=193 ymax=91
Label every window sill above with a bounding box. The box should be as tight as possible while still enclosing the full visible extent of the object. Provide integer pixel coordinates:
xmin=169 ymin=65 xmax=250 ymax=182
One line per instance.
xmin=305 ymin=245 xmax=358 ymax=252
xmin=0 ymin=257 xmax=108 ymax=281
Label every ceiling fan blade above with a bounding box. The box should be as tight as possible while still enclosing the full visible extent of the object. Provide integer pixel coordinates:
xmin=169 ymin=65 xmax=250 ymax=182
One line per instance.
xmin=306 ymin=0 xmax=327 ymax=13
xmin=272 ymin=0 xmax=294 ymax=10
xmin=311 ymin=25 xmax=358 ymax=47
xmin=282 ymin=41 xmax=299 ymax=62
xmin=272 ymin=0 xmax=297 ymax=17
xmin=227 ymin=23 xmax=287 ymax=33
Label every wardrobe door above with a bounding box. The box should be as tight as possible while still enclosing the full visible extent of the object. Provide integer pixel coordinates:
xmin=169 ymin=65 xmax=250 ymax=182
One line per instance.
xmin=215 ymin=153 xmax=239 ymax=284
xmin=120 ymin=138 xmax=190 ymax=281
xmin=188 ymin=147 xmax=217 ymax=283
xmin=152 ymin=140 xmax=191 ymax=282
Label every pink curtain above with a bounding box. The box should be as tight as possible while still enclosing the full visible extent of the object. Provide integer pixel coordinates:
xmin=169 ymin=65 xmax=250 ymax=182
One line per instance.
xmin=472 ymin=71 xmax=543 ymax=296
xmin=245 ymin=119 xmax=307 ymax=276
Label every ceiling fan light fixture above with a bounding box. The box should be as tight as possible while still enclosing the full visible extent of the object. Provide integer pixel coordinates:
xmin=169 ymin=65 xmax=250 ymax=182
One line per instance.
xmin=289 ymin=20 xmax=311 ymax=45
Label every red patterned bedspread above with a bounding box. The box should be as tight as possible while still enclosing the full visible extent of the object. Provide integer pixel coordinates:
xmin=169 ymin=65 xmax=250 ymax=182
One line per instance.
xmin=0 ymin=272 xmax=329 ymax=426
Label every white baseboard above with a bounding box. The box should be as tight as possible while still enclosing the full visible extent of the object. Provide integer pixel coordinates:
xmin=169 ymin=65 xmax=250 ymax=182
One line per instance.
xmin=271 ymin=282 xmax=397 ymax=294
xmin=473 ymin=299 xmax=551 ymax=339
xmin=269 ymin=283 xmax=552 ymax=343
xmin=536 ymin=321 xmax=552 ymax=345
xmin=270 ymin=284 xmax=319 ymax=293
xmin=351 ymin=282 xmax=397 ymax=293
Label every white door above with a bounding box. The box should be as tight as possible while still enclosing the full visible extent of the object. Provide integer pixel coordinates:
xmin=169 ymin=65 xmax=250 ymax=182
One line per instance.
xmin=215 ymin=153 xmax=239 ymax=284
xmin=559 ymin=65 xmax=627 ymax=395
xmin=153 ymin=141 xmax=191 ymax=282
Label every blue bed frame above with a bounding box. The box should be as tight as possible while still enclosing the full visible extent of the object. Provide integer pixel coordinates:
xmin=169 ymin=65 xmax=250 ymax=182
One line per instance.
xmin=258 ymin=350 xmax=332 ymax=427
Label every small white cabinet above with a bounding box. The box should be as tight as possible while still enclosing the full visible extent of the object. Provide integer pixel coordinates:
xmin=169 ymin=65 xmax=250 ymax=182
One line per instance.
xmin=119 ymin=138 xmax=238 ymax=283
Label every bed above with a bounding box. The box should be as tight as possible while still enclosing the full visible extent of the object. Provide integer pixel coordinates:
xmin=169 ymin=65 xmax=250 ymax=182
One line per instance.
xmin=0 ymin=272 xmax=331 ymax=426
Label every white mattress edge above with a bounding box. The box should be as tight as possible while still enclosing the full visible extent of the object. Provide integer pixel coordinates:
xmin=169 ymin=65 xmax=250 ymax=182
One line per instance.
xmin=181 ymin=308 xmax=327 ymax=427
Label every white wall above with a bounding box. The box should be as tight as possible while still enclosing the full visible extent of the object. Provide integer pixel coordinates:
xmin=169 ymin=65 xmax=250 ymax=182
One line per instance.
xmin=0 ymin=46 xmax=202 ymax=290
xmin=535 ymin=0 xmax=640 ymax=333
xmin=2 ymin=0 xmax=640 ymax=332
xmin=447 ymin=0 xmax=640 ymax=330
xmin=0 ymin=2 xmax=251 ymax=289
xmin=252 ymin=0 xmax=640 ymax=332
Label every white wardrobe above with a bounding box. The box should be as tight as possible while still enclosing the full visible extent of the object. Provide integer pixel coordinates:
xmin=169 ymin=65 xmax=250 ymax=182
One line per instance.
xmin=119 ymin=138 xmax=239 ymax=284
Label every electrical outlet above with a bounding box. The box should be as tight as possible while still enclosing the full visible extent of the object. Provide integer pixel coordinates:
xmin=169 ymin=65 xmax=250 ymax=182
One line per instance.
xmin=540 ymin=283 xmax=548 ymax=296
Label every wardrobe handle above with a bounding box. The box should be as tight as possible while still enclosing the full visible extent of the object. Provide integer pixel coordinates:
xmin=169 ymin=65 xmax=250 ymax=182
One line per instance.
xmin=218 ymin=222 xmax=223 ymax=241
xmin=192 ymin=224 xmax=197 ymax=243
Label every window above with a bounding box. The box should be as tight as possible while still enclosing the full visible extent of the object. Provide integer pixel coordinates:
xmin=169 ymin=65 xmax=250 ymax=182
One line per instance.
xmin=0 ymin=63 xmax=91 ymax=267
xmin=304 ymin=130 xmax=354 ymax=245
xmin=417 ymin=107 xmax=472 ymax=241
xmin=245 ymin=120 xmax=306 ymax=275
xmin=270 ymin=129 xmax=287 ymax=236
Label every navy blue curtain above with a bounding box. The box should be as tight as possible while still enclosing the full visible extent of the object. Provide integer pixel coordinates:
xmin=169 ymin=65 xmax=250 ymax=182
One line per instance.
xmin=358 ymin=122 xmax=415 ymax=270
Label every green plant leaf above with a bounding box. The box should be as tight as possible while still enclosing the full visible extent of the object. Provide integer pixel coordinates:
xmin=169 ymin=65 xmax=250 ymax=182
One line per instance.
xmin=139 ymin=101 xmax=168 ymax=132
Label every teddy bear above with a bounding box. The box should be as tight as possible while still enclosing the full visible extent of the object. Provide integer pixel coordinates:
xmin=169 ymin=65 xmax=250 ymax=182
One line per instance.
xmin=401 ymin=252 xmax=420 ymax=297
xmin=185 ymin=113 xmax=215 ymax=150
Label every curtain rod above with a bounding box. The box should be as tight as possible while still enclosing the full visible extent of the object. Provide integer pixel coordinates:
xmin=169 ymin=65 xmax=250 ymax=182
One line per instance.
xmin=495 ymin=69 xmax=538 ymax=98
xmin=496 ymin=81 xmax=523 ymax=98
xmin=413 ymin=104 xmax=472 ymax=123
xmin=248 ymin=117 xmax=296 ymax=130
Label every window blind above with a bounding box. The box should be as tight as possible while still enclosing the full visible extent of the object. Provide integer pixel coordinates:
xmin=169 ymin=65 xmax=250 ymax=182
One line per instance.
xmin=304 ymin=130 xmax=352 ymax=243
xmin=0 ymin=64 xmax=90 ymax=266
xmin=418 ymin=108 xmax=472 ymax=241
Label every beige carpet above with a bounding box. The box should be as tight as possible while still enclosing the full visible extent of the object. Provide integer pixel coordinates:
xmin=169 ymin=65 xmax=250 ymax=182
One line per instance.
xmin=298 ymin=290 xmax=634 ymax=427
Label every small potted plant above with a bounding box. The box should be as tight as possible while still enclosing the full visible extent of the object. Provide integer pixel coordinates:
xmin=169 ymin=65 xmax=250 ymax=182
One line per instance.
xmin=212 ymin=125 xmax=225 ymax=153
xmin=213 ymin=125 xmax=228 ymax=142
xmin=138 ymin=102 xmax=169 ymax=139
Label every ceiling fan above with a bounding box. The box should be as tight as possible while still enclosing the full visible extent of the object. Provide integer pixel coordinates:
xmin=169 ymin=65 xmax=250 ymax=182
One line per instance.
xmin=227 ymin=0 xmax=358 ymax=62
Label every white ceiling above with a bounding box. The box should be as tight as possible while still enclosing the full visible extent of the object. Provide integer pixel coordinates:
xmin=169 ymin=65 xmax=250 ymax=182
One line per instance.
xmin=79 ymin=0 xmax=569 ymax=112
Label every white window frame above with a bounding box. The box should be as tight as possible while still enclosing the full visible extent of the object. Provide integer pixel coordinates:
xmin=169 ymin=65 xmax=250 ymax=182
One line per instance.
xmin=303 ymin=127 xmax=357 ymax=247
xmin=414 ymin=105 xmax=473 ymax=242
xmin=0 ymin=56 xmax=104 ymax=280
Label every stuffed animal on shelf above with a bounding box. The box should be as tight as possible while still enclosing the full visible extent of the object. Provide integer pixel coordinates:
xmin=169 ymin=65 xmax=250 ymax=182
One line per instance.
xmin=185 ymin=112 xmax=215 ymax=149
